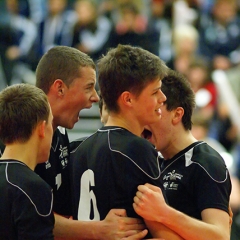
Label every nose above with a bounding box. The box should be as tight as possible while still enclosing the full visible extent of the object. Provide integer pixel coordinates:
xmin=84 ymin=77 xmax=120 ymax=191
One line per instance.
xmin=158 ymin=90 xmax=167 ymax=103
xmin=91 ymin=89 xmax=100 ymax=103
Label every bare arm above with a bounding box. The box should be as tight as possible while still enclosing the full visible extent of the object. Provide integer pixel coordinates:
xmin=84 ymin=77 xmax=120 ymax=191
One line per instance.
xmin=144 ymin=220 xmax=183 ymax=240
xmin=54 ymin=209 xmax=148 ymax=240
xmin=133 ymin=184 xmax=230 ymax=240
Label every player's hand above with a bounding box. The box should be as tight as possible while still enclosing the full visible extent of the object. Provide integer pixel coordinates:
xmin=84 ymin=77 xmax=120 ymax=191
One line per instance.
xmin=133 ymin=183 xmax=167 ymax=222
xmin=101 ymin=209 xmax=147 ymax=240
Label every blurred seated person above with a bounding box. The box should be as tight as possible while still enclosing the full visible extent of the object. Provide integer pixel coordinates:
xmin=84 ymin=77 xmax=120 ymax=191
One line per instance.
xmin=186 ymin=58 xmax=217 ymax=120
xmin=168 ymin=23 xmax=207 ymax=76
xmin=198 ymin=0 xmax=240 ymax=70
xmin=34 ymin=0 xmax=77 ymax=68
xmin=108 ymin=2 xmax=152 ymax=53
xmin=72 ymin=0 xmax=112 ymax=62
xmin=1 ymin=0 xmax=37 ymax=85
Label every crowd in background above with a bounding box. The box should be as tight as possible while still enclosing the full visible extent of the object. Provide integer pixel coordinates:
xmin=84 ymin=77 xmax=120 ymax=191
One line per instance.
xmin=1 ymin=0 xmax=240 ymax=239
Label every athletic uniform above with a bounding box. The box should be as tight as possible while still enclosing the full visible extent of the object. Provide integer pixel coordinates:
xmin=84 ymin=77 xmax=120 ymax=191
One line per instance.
xmin=70 ymin=136 xmax=88 ymax=152
xmin=0 ymin=160 xmax=54 ymax=240
xmin=159 ymin=141 xmax=232 ymax=218
xmin=35 ymin=127 xmax=72 ymax=216
xmin=70 ymin=126 xmax=162 ymax=238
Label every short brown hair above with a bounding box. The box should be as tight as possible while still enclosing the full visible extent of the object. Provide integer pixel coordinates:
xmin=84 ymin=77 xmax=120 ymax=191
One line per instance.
xmin=36 ymin=46 xmax=96 ymax=94
xmin=98 ymin=44 xmax=168 ymax=112
xmin=0 ymin=84 xmax=50 ymax=144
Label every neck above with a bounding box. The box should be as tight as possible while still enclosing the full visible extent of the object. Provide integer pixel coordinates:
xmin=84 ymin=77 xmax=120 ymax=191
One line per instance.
xmin=1 ymin=142 xmax=38 ymax=170
xmin=161 ymin=130 xmax=197 ymax=160
xmin=106 ymin=114 xmax=143 ymax=137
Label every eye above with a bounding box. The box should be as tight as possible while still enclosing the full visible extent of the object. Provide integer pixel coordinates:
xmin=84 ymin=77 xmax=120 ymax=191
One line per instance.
xmin=153 ymin=89 xmax=160 ymax=95
xmin=85 ymin=84 xmax=94 ymax=91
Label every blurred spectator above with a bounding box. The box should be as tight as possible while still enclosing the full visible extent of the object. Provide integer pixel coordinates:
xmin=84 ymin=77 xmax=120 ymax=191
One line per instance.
xmin=72 ymin=0 xmax=112 ymax=62
xmin=192 ymin=113 xmax=232 ymax=164
xmin=168 ymin=23 xmax=205 ymax=75
xmin=210 ymin=68 xmax=239 ymax=152
xmin=147 ymin=0 xmax=173 ymax=62
xmin=107 ymin=1 xmax=151 ymax=52
xmin=0 ymin=0 xmax=37 ymax=85
xmin=173 ymin=0 xmax=198 ymax=27
xmin=18 ymin=0 xmax=47 ymax=24
xmin=33 ymin=0 xmax=77 ymax=69
xmin=186 ymin=58 xmax=217 ymax=120
xmin=198 ymin=0 xmax=240 ymax=70
xmin=98 ymin=0 xmax=116 ymax=20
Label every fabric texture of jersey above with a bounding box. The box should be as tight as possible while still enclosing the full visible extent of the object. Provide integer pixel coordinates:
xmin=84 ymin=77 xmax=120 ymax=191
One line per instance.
xmin=35 ymin=127 xmax=71 ymax=215
xmin=0 ymin=160 xmax=54 ymax=240
xmin=70 ymin=126 xmax=163 ymax=236
xmin=159 ymin=141 xmax=232 ymax=219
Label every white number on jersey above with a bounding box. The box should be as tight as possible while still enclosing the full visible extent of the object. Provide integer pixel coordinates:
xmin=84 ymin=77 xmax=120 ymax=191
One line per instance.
xmin=55 ymin=173 xmax=62 ymax=190
xmin=78 ymin=169 xmax=100 ymax=221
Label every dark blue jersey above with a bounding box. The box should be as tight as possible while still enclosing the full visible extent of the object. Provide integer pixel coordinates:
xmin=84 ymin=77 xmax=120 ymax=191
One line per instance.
xmin=70 ymin=126 xmax=164 ymax=238
xmin=35 ymin=127 xmax=71 ymax=215
xmin=0 ymin=160 xmax=54 ymax=240
xmin=159 ymin=141 xmax=232 ymax=219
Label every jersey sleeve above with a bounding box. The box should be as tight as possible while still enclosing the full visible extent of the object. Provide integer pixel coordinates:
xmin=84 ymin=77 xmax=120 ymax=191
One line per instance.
xmin=11 ymin=178 xmax=54 ymax=240
xmin=192 ymin=155 xmax=232 ymax=214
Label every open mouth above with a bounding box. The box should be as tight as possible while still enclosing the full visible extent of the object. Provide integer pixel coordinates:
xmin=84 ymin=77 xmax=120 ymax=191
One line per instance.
xmin=141 ymin=128 xmax=152 ymax=140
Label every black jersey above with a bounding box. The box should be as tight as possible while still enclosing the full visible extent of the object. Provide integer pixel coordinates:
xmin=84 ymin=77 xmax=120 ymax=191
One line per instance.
xmin=70 ymin=136 xmax=88 ymax=152
xmin=159 ymin=141 xmax=232 ymax=219
xmin=35 ymin=127 xmax=72 ymax=215
xmin=0 ymin=160 xmax=54 ymax=240
xmin=70 ymin=126 xmax=162 ymax=223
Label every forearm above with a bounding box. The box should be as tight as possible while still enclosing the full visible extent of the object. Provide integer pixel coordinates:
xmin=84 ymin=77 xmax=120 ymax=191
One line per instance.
xmin=53 ymin=214 xmax=105 ymax=240
xmin=145 ymin=220 xmax=183 ymax=240
xmin=158 ymin=207 xmax=230 ymax=240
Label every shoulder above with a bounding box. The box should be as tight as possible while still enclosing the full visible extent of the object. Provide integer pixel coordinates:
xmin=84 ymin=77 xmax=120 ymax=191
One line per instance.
xmin=109 ymin=129 xmax=158 ymax=158
xmin=70 ymin=136 xmax=88 ymax=152
xmin=7 ymin=163 xmax=53 ymax=215
xmin=190 ymin=142 xmax=228 ymax=181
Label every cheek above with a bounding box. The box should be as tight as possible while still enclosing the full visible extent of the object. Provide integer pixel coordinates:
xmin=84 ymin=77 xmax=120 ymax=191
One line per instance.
xmin=71 ymin=92 xmax=88 ymax=107
xmin=145 ymin=99 xmax=157 ymax=112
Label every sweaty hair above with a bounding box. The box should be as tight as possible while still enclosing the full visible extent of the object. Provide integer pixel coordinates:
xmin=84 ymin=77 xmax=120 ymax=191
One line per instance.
xmin=162 ymin=70 xmax=196 ymax=130
xmin=97 ymin=44 xmax=168 ymax=112
xmin=36 ymin=46 xmax=96 ymax=94
xmin=0 ymin=84 xmax=50 ymax=144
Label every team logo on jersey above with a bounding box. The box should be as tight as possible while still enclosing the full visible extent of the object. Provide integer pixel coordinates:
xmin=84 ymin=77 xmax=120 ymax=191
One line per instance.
xmin=163 ymin=170 xmax=183 ymax=181
xmin=162 ymin=170 xmax=183 ymax=191
xmin=163 ymin=181 xmax=179 ymax=190
xmin=59 ymin=145 xmax=69 ymax=169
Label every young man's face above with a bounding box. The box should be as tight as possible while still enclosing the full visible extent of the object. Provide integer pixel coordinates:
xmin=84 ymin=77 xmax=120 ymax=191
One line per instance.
xmin=61 ymin=66 xmax=99 ymax=129
xmin=143 ymin=103 xmax=173 ymax=152
xmin=131 ymin=78 xmax=166 ymax=127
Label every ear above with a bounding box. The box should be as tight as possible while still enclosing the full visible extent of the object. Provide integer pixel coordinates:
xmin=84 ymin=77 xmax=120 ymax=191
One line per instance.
xmin=38 ymin=121 xmax=46 ymax=138
xmin=172 ymin=107 xmax=184 ymax=125
xmin=119 ymin=91 xmax=133 ymax=107
xmin=51 ymin=79 xmax=65 ymax=97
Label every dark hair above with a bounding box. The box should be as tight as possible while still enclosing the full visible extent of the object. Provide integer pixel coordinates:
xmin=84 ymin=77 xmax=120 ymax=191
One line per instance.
xmin=36 ymin=46 xmax=96 ymax=94
xmin=97 ymin=44 xmax=168 ymax=112
xmin=0 ymin=84 xmax=50 ymax=144
xmin=162 ymin=70 xmax=196 ymax=130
